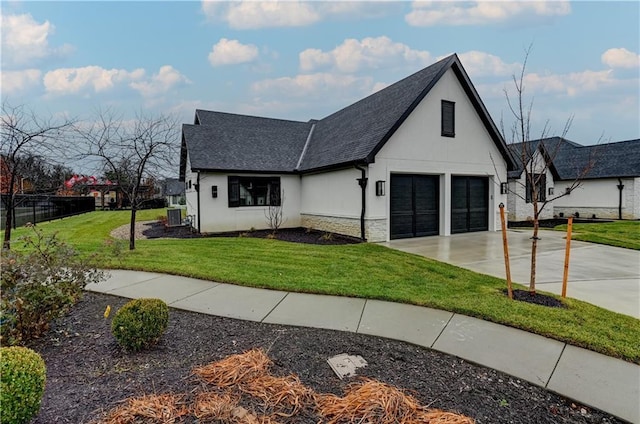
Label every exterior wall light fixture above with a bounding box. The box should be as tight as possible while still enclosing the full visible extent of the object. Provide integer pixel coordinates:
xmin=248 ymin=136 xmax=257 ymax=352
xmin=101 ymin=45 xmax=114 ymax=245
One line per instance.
xmin=376 ymin=180 xmax=385 ymax=196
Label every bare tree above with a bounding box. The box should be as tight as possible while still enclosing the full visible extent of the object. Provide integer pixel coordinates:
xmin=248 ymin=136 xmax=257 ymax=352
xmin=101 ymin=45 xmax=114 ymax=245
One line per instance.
xmin=1 ymin=101 xmax=75 ymax=249
xmin=264 ymin=189 xmax=285 ymax=235
xmin=76 ymin=109 xmax=178 ymax=250
xmin=503 ymin=46 xmax=597 ymax=294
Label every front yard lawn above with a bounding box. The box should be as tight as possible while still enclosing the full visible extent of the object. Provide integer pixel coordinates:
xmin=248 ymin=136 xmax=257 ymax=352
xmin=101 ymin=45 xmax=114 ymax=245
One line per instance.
xmin=555 ymin=220 xmax=640 ymax=250
xmin=5 ymin=210 xmax=640 ymax=363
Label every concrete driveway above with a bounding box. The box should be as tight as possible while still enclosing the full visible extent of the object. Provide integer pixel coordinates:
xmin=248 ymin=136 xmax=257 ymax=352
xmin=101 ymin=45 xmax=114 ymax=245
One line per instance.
xmin=383 ymin=230 xmax=640 ymax=319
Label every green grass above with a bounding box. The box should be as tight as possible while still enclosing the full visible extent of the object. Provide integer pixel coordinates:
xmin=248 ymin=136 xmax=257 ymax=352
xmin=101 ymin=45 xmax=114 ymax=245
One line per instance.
xmin=555 ymin=220 xmax=640 ymax=250
xmin=4 ymin=210 xmax=640 ymax=363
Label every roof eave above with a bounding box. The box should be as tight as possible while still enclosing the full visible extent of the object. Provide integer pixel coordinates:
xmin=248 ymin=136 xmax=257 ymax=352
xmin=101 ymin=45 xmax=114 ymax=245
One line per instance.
xmin=190 ymin=167 xmax=300 ymax=175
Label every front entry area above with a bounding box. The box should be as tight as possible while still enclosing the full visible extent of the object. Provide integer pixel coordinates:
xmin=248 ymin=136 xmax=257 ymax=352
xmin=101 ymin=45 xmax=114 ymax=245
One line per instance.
xmin=390 ymin=174 xmax=439 ymax=239
xmin=451 ymin=176 xmax=489 ymax=234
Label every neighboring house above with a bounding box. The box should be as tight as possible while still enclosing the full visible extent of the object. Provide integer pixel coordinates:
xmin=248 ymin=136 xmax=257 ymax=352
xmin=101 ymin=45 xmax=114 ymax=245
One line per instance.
xmin=162 ymin=178 xmax=186 ymax=208
xmin=507 ymin=137 xmax=640 ymax=221
xmin=179 ymin=54 xmax=516 ymax=242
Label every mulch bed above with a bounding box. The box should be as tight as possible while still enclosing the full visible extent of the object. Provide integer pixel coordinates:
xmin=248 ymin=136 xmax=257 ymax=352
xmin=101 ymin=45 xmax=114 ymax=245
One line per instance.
xmin=503 ymin=289 xmax=567 ymax=308
xmin=139 ymin=223 xmax=362 ymax=245
xmin=508 ymin=218 xmax=613 ymax=229
xmin=28 ymin=291 xmax=621 ymax=424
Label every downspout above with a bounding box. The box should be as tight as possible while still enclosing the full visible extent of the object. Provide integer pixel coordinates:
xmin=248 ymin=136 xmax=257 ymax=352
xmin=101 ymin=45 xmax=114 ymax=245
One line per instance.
xmin=195 ymin=172 xmax=201 ymax=232
xmin=354 ymin=164 xmax=368 ymax=241
xmin=617 ymin=178 xmax=624 ymax=220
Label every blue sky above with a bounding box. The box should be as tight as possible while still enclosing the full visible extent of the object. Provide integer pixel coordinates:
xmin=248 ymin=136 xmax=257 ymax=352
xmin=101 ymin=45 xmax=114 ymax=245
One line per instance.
xmin=2 ymin=1 xmax=639 ymax=147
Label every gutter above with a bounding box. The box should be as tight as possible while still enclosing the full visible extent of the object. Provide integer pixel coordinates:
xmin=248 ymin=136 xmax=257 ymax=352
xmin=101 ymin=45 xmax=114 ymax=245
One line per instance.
xmin=196 ymin=172 xmax=201 ymax=232
xmin=354 ymin=164 xmax=368 ymax=241
xmin=617 ymin=178 xmax=624 ymax=220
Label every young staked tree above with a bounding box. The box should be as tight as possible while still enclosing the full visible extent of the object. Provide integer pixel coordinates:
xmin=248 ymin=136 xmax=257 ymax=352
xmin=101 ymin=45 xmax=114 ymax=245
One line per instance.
xmin=1 ymin=102 xmax=75 ymax=249
xmin=504 ymin=47 xmax=597 ymax=295
xmin=77 ymin=110 xmax=178 ymax=250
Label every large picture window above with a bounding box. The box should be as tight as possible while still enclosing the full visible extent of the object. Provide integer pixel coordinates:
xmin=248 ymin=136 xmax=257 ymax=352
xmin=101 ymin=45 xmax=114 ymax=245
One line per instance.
xmin=441 ymin=100 xmax=455 ymax=137
xmin=228 ymin=176 xmax=281 ymax=207
xmin=526 ymin=173 xmax=546 ymax=203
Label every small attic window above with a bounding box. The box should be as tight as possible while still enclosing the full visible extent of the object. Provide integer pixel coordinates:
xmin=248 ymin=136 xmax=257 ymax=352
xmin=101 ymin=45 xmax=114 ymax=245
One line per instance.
xmin=441 ymin=100 xmax=455 ymax=137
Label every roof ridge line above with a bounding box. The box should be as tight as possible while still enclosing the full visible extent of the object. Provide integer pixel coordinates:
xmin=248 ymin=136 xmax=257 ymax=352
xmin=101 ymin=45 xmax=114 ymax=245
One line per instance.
xmin=296 ymin=122 xmax=316 ymax=171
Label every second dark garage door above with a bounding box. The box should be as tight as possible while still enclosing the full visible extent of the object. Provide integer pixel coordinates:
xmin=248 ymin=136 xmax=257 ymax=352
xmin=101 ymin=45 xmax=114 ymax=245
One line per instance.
xmin=451 ymin=176 xmax=489 ymax=234
xmin=390 ymin=174 xmax=439 ymax=239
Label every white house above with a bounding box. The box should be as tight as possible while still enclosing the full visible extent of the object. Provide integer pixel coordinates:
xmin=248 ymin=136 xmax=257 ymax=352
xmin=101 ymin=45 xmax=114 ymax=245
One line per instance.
xmin=507 ymin=138 xmax=640 ymax=221
xmin=179 ymin=54 xmax=516 ymax=242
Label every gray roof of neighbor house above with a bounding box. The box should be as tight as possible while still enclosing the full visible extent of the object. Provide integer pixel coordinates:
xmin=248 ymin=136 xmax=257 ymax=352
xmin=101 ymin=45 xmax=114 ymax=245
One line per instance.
xmin=508 ymin=137 xmax=640 ymax=180
xmin=163 ymin=178 xmax=185 ymax=196
xmin=180 ymin=54 xmax=515 ymax=179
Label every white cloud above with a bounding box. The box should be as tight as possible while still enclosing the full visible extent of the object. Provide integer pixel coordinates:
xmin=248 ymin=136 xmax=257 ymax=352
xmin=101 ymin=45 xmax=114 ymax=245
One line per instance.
xmin=252 ymin=72 xmax=373 ymax=97
xmin=516 ymin=70 xmax=616 ymax=97
xmin=43 ymin=65 xmax=190 ymax=98
xmin=202 ymin=1 xmax=320 ymax=29
xmin=201 ymin=0 xmax=397 ymax=29
xmin=456 ymin=51 xmax=521 ymax=77
xmin=601 ymin=48 xmax=640 ymax=69
xmin=43 ymin=66 xmax=144 ymax=95
xmin=208 ymin=38 xmax=259 ymax=67
xmin=1 ymin=13 xmax=73 ymax=67
xmin=130 ymin=66 xmax=191 ymax=97
xmin=1 ymin=69 xmax=42 ymax=94
xmin=299 ymin=36 xmax=431 ymax=73
xmin=406 ymin=1 xmax=571 ymax=26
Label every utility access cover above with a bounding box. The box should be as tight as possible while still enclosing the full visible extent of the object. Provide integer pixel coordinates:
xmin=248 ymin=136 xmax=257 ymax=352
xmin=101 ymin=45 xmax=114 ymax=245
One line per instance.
xmin=327 ymin=354 xmax=367 ymax=379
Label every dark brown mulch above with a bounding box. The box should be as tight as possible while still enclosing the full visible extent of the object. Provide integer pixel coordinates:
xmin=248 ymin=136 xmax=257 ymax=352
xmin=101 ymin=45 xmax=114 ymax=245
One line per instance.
xmin=144 ymin=224 xmax=362 ymax=245
xmin=503 ymin=289 xmax=567 ymax=308
xmin=28 ymin=291 xmax=621 ymax=424
xmin=508 ymin=218 xmax=613 ymax=229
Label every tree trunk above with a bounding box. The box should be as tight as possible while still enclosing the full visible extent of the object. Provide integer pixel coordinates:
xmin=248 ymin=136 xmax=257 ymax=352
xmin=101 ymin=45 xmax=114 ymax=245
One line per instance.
xmin=529 ymin=204 xmax=540 ymax=294
xmin=2 ymin=174 xmax=17 ymax=249
xmin=129 ymin=207 xmax=137 ymax=250
xmin=3 ymin=195 xmax=13 ymax=250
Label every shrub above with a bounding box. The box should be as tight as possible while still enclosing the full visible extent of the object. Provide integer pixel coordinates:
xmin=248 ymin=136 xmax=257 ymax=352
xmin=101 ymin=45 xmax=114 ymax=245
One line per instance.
xmin=0 ymin=346 xmax=47 ymax=424
xmin=1 ymin=225 xmax=105 ymax=346
xmin=111 ymin=298 xmax=169 ymax=352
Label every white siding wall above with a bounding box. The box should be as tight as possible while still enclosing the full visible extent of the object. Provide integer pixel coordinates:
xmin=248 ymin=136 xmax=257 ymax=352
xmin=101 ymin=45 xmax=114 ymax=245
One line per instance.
xmin=184 ymin=154 xmax=199 ymax=229
xmin=507 ymin=151 xmax=555 ymax=222
xmin=185 ymin=166 xmax=302 ymax=233
xmin=371 ymin=68 xmax=509 ymax=240
xmin=300 ymin=168 xmax=365 ymax=239
xmin=554 ymin=177 xmax=639 ymax=219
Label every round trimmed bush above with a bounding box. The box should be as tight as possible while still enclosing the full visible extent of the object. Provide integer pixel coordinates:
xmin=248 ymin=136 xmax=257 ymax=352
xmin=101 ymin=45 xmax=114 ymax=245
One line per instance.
xmin=111 ymin=298 xmax=169 ymax=352
xmin=1 ymin=346 xmax=47 ymax=424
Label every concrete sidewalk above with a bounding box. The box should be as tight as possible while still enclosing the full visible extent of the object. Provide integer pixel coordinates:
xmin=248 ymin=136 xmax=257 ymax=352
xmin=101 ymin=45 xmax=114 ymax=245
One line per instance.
xmin=86 ymin=270 xmax=640 ymax=423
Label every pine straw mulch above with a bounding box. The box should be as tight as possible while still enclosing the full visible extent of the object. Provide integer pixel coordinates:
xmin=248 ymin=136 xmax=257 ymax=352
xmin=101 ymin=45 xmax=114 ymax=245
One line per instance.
xmin=95 ymin=348 xmax=474 ymax=424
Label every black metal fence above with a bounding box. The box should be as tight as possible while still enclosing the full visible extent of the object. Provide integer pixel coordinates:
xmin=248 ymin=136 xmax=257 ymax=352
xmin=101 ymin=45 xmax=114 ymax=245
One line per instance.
xmin=0 ymin=194 xmax=95 ymax=229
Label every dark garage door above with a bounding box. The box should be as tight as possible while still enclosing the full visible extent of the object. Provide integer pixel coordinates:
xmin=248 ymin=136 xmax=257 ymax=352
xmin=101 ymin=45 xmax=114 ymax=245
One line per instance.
xmin=390 ymin=174 xmax=439 ymax=239
xmin=451 ymin=176 xmax=489 ymax=234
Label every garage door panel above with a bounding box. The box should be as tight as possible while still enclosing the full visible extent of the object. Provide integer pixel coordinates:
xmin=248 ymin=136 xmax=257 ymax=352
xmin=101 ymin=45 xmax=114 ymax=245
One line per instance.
xmin=452 ymin=176 xmax=488 ymax=234
xmin=391 ymin=174 xmax=439 ymax=239
xmin=390 ymin=176 xmax=412 ymax=213
xmin=415 ymin=211 xmax=439 ymax=236
xmin=391 ymin=214 xmax=414 ymax=239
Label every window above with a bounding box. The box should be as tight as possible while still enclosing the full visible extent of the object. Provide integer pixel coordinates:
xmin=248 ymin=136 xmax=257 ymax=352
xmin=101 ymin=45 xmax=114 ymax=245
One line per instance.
xmin=441 ymin=100 xmax=455 ymax=137
xmin=526 ymin=173 xmax=546 ymax=203
xmin=228 ymin=176 xmax=281 ymax=207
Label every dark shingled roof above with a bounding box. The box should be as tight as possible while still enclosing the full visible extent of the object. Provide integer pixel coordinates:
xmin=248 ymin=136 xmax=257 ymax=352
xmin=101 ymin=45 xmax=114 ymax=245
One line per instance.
xmin=180 ymin=54 xmax=515 ymax=178
xmin=508 ymin=137 xmax=640 ymax=180
xmin=182 ymin=112 xmax=311 ymax=173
